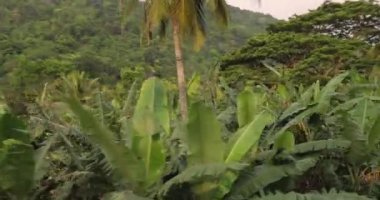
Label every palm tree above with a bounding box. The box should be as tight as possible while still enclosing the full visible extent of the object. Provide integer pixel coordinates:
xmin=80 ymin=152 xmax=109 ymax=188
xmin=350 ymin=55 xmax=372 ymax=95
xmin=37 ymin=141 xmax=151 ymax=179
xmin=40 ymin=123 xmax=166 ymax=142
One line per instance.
xmin=123 ymin=0 xmax=229 ymax=121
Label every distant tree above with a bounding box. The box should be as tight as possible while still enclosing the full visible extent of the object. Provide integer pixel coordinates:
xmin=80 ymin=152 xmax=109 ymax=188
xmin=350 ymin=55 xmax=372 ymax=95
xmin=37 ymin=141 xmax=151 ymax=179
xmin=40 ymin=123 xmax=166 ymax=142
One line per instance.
xmin=220 ymin=32 xmax=380 ymax=85
xmin=267 ymin=0 xmax=380 ymax=44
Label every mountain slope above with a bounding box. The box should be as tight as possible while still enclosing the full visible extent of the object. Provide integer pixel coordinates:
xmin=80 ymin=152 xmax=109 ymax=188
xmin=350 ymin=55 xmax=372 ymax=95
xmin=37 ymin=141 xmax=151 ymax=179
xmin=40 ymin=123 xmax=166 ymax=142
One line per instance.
xmin=0 ymin=0 xmax=277 ymax=90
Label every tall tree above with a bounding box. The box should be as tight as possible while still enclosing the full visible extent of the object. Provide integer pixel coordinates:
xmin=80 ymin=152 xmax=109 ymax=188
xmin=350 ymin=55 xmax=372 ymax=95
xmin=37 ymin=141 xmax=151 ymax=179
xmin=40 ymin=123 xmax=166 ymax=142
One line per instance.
xmin=267 ymin=0 xmax=380 ymax=44
xmin=124 ymin=0 xmax=229 ymax=121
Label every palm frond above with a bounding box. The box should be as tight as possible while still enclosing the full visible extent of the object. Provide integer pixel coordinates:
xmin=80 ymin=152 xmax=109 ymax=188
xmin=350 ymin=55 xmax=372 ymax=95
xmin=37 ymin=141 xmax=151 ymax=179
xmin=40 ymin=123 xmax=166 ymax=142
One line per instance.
xmin=175 ymin=0 xmax=206 ymax=50
xmin=206 ymin=0 xmax=229 ymax=26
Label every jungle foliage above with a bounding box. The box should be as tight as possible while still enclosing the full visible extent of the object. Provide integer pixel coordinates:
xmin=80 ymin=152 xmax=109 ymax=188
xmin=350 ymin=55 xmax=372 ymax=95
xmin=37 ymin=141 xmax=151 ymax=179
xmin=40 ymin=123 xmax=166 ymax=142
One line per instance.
xmin=2 ymin=69 xmax=380 ymax=199
xmin=0 ymin=0 xmax=276 ymax=90
xmin=1 ymin=0 xmax=380 ymax=200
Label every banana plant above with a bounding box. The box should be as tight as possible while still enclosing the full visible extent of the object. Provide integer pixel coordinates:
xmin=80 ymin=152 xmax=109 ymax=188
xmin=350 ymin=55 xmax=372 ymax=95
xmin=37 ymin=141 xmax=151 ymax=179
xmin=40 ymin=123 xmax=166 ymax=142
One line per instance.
xmin=67 ymin=77 xmax=169 ymax=194
xmin=261 ymin=72 xmax=350 ymax=145
xmin=160 ymin=88 xmax=274 ymax=199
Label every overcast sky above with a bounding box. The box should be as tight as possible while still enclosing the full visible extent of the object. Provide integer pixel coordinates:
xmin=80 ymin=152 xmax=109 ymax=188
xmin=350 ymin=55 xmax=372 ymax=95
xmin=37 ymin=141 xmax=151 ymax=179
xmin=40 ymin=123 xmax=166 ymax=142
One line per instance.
xmin=226 ymin=0 xmax=345 ymax=19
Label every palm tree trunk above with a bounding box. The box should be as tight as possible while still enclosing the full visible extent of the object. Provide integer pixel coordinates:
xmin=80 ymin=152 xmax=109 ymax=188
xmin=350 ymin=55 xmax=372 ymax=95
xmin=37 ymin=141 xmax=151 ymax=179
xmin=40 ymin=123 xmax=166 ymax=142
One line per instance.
xmin=172 ymin=18 xmax=188 ymax=121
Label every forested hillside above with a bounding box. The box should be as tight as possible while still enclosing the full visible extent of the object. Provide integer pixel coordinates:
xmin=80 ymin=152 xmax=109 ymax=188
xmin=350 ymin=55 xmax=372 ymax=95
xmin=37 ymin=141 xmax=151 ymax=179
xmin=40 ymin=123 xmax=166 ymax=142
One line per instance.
xmin=1 ymin=1 xmax=380 ymax=200
xmin=0 ymin=0 xmax=276 ymax=90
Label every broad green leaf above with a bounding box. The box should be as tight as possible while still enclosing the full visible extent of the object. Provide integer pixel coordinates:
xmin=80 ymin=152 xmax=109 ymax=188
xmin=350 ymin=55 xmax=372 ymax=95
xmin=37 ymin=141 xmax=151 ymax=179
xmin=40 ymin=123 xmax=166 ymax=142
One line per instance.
xmin=274 ymin=131 xmax=295 ymax=152
xmin=237 ymin=89 xmax=265 ymax=128
xmin=271 ymin=104 xmax=317 ymax=144
xmin=0 ymin=114 xmax=34 ymax=199
xmin=276 ymin=84 xmax=290 ymax=104
xmin=0 ymin=113 xmax=28 ymax=143
xmin=133 ymin=77 xmax=170 ymax=135
xmin=188 ymin=73 xmax=201 ymax=98
xmin=66 ymin=99 xmax=144 ymax=186
xmin=186 ymin=102 xmax=224 ymax=165
xmin=349 ymin=98 xmax=379 ymax=132
xmin=368 ymin=113 xmax=380 ymax=150
xmin=132 ymin=78 xmax=167 ymax=186
xmin=134 ymin=131 xmax=165 ymax=187
xmin=340 ymin=117 xmax=370 ymax=165
xmin=227 ymin=157 xmax=318 ymax=200
xmin=159 ymin=163 xmax=246 ymax=197
xmin=327 ymin=97 xmax=365 ymax=115
xmin=317 ymin=72 xmax=349 ymax=113
xmin=299 ymin=83 xmax=316 ymax=105
xmin=225 ymin=111 xmax=272 ymax=163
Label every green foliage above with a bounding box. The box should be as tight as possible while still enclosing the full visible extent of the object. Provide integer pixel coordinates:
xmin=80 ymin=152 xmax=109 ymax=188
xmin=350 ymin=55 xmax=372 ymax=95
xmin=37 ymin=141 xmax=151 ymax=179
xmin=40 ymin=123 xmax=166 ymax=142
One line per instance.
xmin=66 ymin=77 xmax=174 ymax=191
xmin=274 ymin=131 xmax=295 ymax=152
xmin=267 ymin=0 xmax=380 ymax=44
xmin=132 ymin=77 xmax=167 ymax=186
xmin=237 ymin=89 xmax=266 ymax=127
xmin=220 ymin=33 xmax=379 ymax=85
xmin=103 ymin=191 xmax=152 ymax=200
xmin=262 ymin=72 xmax=348 ymax=144
xmin=292 ymin=139 xmax=351 ymax=155
xmin=0 ymin=0 xmax=276 ymax=92
xmin=0 ymin=113 xmax=34 ymax=199
xmin=66 ymin=98 xmax=144 ymax=187
xmin=159 ymin=163 xmax=245 ymax=196
xmin=220 ymin=1 xmax=380 ymax=87
xmin=251 ymin=190 xmax=373 ymax=200
xmin=368 ymin=113 xmax=380 ymax=150
xmin=3 ymin=1 xmax=380 ymax=199
xmin=186 ymin=102 xmax=224 ymax=165
xmin=316 ymin=72 xmax=349 ymax=112
xmin=226 ymin=157 xmax=319 ymax=200
xmin=225 ymin=111 xmax=272 ymax=163
xmin=134 ymin=77 xmax=170 ymax=134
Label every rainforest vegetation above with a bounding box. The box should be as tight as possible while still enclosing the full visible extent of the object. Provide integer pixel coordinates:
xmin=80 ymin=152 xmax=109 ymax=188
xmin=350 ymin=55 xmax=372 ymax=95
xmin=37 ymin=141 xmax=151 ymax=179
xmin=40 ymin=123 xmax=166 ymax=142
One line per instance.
xmin=1 ymin=0 xmax=380 ymax=199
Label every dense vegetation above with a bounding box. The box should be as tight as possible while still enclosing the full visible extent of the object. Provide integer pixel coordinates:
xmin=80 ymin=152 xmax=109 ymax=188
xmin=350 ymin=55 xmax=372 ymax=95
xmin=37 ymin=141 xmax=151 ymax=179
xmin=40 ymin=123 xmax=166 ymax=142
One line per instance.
xmin=1 ymin=0 xmax=380 ymax=200
xmin=220 ymin=0 xmax=380 ymax=87
xmin=0 ymin=0 xmax=275 ymax=89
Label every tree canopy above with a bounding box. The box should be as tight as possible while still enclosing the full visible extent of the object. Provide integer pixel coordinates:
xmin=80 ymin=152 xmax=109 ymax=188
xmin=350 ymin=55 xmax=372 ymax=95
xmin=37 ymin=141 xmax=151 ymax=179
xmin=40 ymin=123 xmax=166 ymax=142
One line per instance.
xmin=267 ymin=0 xmax=380 ymax=44
xmin=220 ymin=0 xmax=380 ymax=86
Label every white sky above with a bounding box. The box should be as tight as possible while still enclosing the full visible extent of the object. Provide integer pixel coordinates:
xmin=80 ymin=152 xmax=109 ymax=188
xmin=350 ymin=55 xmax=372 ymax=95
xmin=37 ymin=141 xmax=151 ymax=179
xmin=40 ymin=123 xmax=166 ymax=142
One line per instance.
xmin=226 ymin=0 xmax=346 ymax=19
